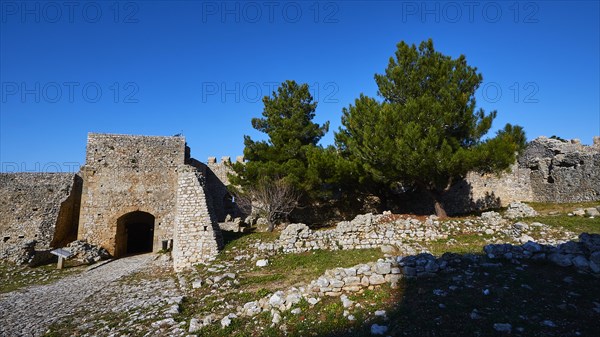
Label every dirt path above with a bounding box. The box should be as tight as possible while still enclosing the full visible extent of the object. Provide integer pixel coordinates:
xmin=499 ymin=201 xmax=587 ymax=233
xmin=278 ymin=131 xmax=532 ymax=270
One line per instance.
xmin=0 ymin=254 xmax=155 ymax=337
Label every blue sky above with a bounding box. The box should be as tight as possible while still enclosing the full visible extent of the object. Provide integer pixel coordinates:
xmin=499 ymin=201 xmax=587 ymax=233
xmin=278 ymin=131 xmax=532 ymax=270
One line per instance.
xmin=1 ymin=0 xmax=599 ymax=172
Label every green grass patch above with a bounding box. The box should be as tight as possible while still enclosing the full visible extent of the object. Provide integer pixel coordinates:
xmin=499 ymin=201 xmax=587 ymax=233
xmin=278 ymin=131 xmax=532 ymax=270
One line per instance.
xmin=217 ymin=231 xmax=279 ymax=260
xmin=234 ymin=248 xmax=383 ymax=293
xmin=0 ymin=261 xmax=84 ymax=293
xmin=425 ymin=233 xmax=495 ymax=256
xmin=238 ymin=273 xmax=285 ymax=286
xmin=526 ymin=201 xmax=599 ymax=215
xmin=526 ymin=214 xmax=600 ymax=234
xmin=269 ymin=248 xmax=383 ymax=279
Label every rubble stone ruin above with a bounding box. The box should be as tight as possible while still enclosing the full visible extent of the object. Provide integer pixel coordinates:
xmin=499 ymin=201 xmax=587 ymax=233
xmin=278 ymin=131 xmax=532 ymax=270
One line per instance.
xmin=0 ymin=133 xmax=598 ymax=271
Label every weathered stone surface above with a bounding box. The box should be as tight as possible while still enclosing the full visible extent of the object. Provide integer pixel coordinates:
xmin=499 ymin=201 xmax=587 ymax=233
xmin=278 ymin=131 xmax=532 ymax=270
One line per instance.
xmin=504 ymin=202 xmax=538 ymax=219
xmin=0 ymin=172 xmax=82 ymax=263
xmin=494 ymin=323 xmax=512 ymax=333
xmin=256 ymin=259 xmax=269 ymax=267
xmin=66 ymin=240 xmax=110 ymax=264
xmin=369 ymin=274 xmax=386 ymax=285
xmin=438 ymin=136 xmax=600 ymax=214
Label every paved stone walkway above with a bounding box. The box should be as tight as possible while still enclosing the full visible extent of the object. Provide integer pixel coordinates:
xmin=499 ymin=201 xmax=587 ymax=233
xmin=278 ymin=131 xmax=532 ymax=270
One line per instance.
xmin=0 ymin=254 xmax=155 ymax=337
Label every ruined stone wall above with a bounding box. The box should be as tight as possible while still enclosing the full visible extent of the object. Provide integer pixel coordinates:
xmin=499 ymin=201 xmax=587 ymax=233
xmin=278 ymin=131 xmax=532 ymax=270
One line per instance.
xmin=0 ymin=173 xmax=82 ymax=260
xmin=77 ymin=133 xmax=184 ymax=256
xmin=205 ymin=156 xmax=243 ymax=221
xmin=439 ymin=162 xmax=533 ymax=214
xmin=273 ymin=214 xmax=447 ymax=253
xmin=173 ymin=166 xmax=223 ymax=271
xmin=441 ymin=136 xmax=600 ymax=214
xmin=519 ymin=137 xmax=600 ymax=202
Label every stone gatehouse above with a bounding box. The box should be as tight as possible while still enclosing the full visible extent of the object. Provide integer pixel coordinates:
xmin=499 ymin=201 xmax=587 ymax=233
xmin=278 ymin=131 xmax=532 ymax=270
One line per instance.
xmin=0 ymin=133 xmax=240 ymax=271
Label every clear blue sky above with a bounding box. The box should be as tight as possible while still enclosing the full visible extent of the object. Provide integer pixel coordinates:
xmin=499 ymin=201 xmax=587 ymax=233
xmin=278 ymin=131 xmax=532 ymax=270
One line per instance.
xmin=1 ymin=0 xmax=599 ymax=172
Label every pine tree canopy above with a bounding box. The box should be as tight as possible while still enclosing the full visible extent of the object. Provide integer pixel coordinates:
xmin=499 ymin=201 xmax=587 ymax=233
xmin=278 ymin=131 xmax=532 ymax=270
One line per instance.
xmin=229 ymin=80 xmax=330 ymax=193
xmin=335 ymin=39 xmax=526 ymax=216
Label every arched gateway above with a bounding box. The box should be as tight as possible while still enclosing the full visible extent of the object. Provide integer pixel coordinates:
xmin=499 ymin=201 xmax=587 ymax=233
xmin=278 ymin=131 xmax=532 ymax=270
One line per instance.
xmin=115 ymin=211 xmax=155 ymax=257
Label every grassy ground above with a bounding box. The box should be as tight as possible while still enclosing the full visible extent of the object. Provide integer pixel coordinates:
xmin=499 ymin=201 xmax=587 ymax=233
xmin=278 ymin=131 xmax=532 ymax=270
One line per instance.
xmin=187 ymin=202 xmax=600 ymax=336
xmin=526 ymin=215 xmax=600 ymax=234
xmin=0 ymin=260 xmax=84 ymax=293
xmin=525 ymin=201 xmax=599 ymax=215
xmin=426 ymin=233 xmax=495 ymax=256
xmin=193 ymin=259 xmax=600 ymax=337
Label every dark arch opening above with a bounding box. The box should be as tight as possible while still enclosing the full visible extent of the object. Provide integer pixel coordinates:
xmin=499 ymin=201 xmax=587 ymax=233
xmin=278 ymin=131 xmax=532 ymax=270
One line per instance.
xmin=115 ymin=211 xmax=155 ymax=257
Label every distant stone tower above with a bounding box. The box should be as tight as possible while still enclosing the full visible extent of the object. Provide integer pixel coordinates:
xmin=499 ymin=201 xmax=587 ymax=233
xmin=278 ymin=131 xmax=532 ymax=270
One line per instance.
xmin=77 ymin=133 xmax=222 ymax=271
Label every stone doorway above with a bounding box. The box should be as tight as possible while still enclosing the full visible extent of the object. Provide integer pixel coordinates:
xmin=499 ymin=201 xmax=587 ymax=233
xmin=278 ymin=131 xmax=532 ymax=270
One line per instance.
xmin=115 ymin=211 xmax=155 ymax=257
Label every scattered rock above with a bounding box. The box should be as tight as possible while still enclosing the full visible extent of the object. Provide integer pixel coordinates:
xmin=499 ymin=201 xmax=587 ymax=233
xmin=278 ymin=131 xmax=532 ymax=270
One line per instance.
xmin=541 ymin=320 xmax=557 ymax=327
xmin=66 ymin=240 xmax=111 ymax=264
xmin=504 ymin=202 xmax=538 ymax=219
xmin=220 ymin=314 xmax=237 ymax=328
xmin=256 ymin=259 xmax=269 ymax=267
xmin=188 ymin=318 xmax=200 ymax=333
xmin=370 ymin=324 xmax=389 ymax=335
xmin=585 ymin=208 xmax=600 ymax=217
xmin=340 ymin=295 xmax=354 ymax=308
xmin=494 ymin=323 xmax=512 ymax=333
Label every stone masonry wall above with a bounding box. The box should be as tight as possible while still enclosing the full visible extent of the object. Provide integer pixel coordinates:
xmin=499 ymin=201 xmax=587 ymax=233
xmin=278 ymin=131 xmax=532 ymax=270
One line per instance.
xmin=173 ymin=167 xmax=223 ymax=271
xmin=519 ymin=137 xmax=600 ymax=202
xmin=77 ymin=133 xmax=184 ymax=256
xmin=205 ymin=156 xmax=243 ymax=221
xmin=275 ymin=213 xmax=447 ymax=253
xmin=0 ymin=173 xmax=82 ymax=260
xmin=441 ymin=136 xmax=600 ymax=213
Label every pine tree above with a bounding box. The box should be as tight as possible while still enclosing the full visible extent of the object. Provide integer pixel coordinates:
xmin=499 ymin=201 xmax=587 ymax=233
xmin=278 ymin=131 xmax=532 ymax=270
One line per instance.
xmin=229 ymin=80 xmax=330 ymax=200
xmin=335 ymin=39 xmax=526 ymax=217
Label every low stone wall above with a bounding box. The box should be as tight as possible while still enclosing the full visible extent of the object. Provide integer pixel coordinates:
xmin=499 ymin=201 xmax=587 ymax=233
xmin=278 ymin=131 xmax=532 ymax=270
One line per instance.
xmin=484 ymin=232 xmax=600 ymax=273
xmin=235 ymin=233 xmax=600 ymax=324
xmin=0 ymin=173 xmax=82 ymax=263
xmin=251 ymin=203 xmax=584 ymax=274
xmin=276 ymin=213 xmax=447 ymax=253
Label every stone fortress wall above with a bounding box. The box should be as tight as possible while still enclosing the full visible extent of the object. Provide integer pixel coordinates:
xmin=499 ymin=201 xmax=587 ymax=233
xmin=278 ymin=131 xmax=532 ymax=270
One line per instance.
xmin=205 ymin=156 xmax=244 ymax=222
xmin=519 ymin=137 xmax=600 ymax=202
xmin=76 ymin=133 xmax=223 ymax=270
xmin=173 ymin=166 xmax=223 ymax=271
xmin=0 ymin=133 xmax=224 ymax=270
xmin=0 ymin=173 xmax=82 ymax=261
xmin=439 ymin=136 xmax=600 ymax=214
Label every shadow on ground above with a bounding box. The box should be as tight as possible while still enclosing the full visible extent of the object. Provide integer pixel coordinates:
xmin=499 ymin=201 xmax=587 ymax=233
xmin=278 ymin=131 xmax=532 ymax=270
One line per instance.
xmin=315 ymin=254 xmax=600 ymax=337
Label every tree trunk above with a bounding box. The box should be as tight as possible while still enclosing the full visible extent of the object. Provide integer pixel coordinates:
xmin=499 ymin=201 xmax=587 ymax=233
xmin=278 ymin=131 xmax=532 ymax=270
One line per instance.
xmin=422 ymin=187 xmax=448 ymax=218
xmin=267 ymin=219 xmax=275 ymax=232
xmin=433 ymin=198 xmax=448 ymax=218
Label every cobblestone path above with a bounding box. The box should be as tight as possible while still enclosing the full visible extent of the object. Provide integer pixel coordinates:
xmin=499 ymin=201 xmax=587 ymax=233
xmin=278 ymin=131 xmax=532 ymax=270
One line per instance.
xmin=0 ymin=254 xmax=156 ymax=337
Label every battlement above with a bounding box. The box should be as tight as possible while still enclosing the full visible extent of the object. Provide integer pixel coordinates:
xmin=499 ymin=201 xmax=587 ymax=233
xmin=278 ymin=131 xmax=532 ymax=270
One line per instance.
xmin=207 ymin=156 xmax=244 ymax=165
